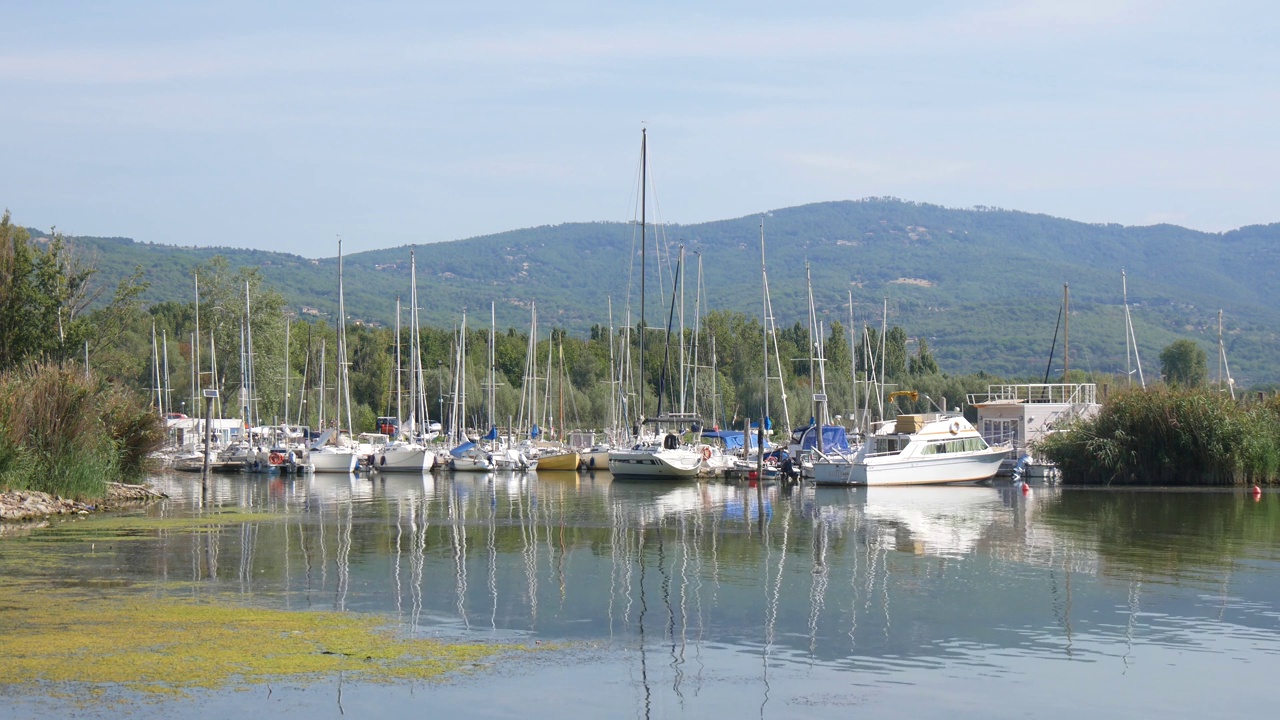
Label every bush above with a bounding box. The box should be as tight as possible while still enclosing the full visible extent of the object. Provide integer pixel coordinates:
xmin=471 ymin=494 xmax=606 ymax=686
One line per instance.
xmin=1038 ymin=387 xmax=1280 ymax=486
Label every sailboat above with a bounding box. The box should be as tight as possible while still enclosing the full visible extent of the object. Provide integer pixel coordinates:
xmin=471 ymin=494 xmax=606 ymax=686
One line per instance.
xmin=530 ymin=336 xmax=581 ymax=471
xmin=449 ymin=311 xmax=495 ymax=472
xmin=608 ymin=134 xmax=702 ymax=480
xmin=373 ymin=251 xmax=435 ymax=472
xmin=310 ymin=238 xmax=359 ymax=473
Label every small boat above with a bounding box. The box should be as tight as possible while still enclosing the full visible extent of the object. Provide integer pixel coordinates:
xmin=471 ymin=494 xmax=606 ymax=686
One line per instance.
xmin=817 ymin=413 xmax=1009 ymax=486
xmin=448 ymin=441 xmax=494 ymax=472
xmin=533 ymin=448 xmax=580 ymax=472
xmin=309 ymin=429 xmax=359 ymax=474
xmin=373 ymin=439 xmax=434 ymax=473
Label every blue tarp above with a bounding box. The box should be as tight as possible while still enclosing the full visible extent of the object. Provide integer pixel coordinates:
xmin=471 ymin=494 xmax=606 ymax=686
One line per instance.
xmin=483 ymin=425 xmax=498 ymax=441
xmin=450 ymin=441 xmax=477 ymax=458
xmin=699 ymin=429 xmax=762 ymax=451
xmin=796 ymin=425 xmax=852 ymax=453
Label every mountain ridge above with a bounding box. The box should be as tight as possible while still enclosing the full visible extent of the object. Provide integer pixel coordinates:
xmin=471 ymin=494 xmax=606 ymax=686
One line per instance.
xmin=26 ymin=197 xmax=1280 ymax=384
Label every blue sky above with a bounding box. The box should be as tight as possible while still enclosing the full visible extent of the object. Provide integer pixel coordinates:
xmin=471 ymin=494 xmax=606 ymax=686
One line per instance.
xmin=2 ymin=1 xmax=1276 ymax=257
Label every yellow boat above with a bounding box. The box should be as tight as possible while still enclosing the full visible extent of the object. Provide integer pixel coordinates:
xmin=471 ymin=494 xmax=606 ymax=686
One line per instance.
xmin=535 ymin=450 xmax=581 ymax=472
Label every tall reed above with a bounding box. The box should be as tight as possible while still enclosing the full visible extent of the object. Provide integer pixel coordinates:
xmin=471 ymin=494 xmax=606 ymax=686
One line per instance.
xmin=0 ymin=362 xmax=162 ymax=499
xmin=1038 ymin=387 xmax=1280 ymax=486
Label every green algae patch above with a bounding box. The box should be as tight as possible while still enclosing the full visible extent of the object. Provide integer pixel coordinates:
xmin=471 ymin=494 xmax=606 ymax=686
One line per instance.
xmin=11 ymin=511 xmax=288 ymax=544
xmin=0 ymin=579 xmax=524 ymax=696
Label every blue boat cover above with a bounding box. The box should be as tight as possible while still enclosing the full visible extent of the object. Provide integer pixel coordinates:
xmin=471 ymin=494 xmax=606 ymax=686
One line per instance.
xmin=450 ymin=441 xmax=477 ymax=458
xmin=698 ymin=429 xmax=762 ymax=451
xmin=796 ymin=425 xmax=851 ymax=453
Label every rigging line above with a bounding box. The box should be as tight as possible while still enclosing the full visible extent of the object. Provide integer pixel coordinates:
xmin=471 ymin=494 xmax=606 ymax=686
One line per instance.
xmin=1043 ymin=300 xmax=1064 ymax=385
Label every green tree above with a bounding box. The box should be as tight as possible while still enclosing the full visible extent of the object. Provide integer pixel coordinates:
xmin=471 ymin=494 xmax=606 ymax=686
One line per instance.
xmin=909 ymin=338 xmax=939 ymax=376
xmin=1160 ymin=339 xmax=1208 ymax=388
xmin=1 ymin=211 xmax=148 ymax=372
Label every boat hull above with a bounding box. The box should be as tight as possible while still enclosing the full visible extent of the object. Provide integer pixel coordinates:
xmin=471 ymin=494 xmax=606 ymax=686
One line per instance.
xmin=580 ymin=447 xmax=610 ymax=470
xmin=450 ymin=455 xmax=494 ymax=472
xmin=535 ymin=451 xmax=580 ymax=472
xmin=310 ymin=449 xmax=358 ymax=473
xmin=608 ymin=448 xmax=701 ymax=480
xmin=830 ymin=447 xmax=1008 ymax=486
xmin=373 ymin=445 xmax=434 ymax=473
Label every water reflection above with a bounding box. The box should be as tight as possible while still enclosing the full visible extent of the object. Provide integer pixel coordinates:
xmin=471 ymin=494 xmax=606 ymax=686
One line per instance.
xmin=14 ymin=472 xmax=1280 ymax=717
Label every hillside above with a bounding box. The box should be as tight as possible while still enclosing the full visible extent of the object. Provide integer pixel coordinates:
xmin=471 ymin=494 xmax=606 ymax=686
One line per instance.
xmin=34 ymin=198 xmax=1280 ymax=385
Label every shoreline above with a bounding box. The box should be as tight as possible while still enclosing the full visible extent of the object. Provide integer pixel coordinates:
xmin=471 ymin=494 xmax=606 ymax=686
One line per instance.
xmin=0 ymin=483 xmax=166 ymax=528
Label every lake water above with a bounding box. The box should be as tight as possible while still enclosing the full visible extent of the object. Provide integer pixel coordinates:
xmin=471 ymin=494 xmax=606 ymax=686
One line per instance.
xmin=3 ymin=471 xmax=1278 ymax=719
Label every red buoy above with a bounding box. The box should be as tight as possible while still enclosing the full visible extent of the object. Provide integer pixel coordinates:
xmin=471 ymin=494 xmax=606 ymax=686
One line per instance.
xmin=1253 ymin=485 xmax=1262 ymax=501
xmin=1021 ymin=482 xmax=1031 ymax=496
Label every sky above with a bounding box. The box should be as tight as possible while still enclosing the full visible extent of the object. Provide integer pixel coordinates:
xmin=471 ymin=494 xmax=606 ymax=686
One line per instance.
xmin=1 ymin=1 xmax=1276 ymax=257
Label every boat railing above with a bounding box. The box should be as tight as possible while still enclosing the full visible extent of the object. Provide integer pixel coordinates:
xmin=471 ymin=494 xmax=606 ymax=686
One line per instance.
xmin=966 ymin=383 xmax=1097 ymax=406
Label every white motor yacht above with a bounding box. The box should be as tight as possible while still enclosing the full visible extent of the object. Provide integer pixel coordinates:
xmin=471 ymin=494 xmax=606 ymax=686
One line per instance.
xmin=608 ymin=431 xmax=702 ymax=480
xmin=817 ymin=414 xmax=1009 ymax=486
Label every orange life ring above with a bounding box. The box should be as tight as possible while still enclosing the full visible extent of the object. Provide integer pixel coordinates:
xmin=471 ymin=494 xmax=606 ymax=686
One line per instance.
xmin=700 ymin=446 xmax=712 ymax=461
xmin=269 ymin=452 xmax=285 ymax=465
xmin=949 ymin=420 xmax=961 ymax=435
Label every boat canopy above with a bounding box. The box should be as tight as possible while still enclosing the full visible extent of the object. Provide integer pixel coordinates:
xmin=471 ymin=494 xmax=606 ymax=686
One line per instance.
xmin=794 ymin=425 xmax=852 ymax=453
xmin=450 ymin=441 xmax=478 ymax=458
xmin=699 ymin=429 xmax=762 ymax=451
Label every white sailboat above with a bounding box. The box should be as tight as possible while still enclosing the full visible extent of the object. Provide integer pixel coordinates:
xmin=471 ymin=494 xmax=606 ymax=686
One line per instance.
xmin=608 ymin=134 xmax=702 ymax=481
xmin=310 ymin=238 xmax=359 ymax=473
xmin=374 ymin=251 xmax=434 ymax=473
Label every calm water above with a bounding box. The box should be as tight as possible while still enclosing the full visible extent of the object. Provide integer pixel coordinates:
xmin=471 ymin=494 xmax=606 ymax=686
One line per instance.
xmin=4 ymin=471 xmax=1279 ymax=718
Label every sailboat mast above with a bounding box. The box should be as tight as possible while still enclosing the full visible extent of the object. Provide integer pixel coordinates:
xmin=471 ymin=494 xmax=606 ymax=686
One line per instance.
xmin=193 ymin=271 xmax=201 ymax=409
xmin=639 ymin=128 xmax=647 ymax=426
xmin=759 ymin=219 xmax=791 ymax=439
xmin=678 ymin=245 xmax=686 ymax=414
xmin=608 ymin=295 xmax=617 ymax=438
xmin=1126 ymin=272 xmax=1146 ymax=388
xmin=1218 ymin=309 xmax=1235 ymax=400
xmin=162 ymin=330 xmax=172 ymax=420
xmin=283 ymin=315 xmax=290 ymax=426
xmin=691 ymin=252 xmax=703 ymax=420
xmin=395 ymin=297 xmax=402 ymax=426
xmin=151 ymin=322 xmax=162 ymax=417
xmin=244 ymin=280 xmax=255 ymax=428
xmin=318 ymin=337 xmax=326 ymax=429
xmin=297 ymin=326 xmax=310 ymax=426
xmin=489 ymin=301 xmax=496 ymax=435
xmin=761 ymin=220 xmax=769 ymax=425
xmin=806 ymin=262 xmax=816 ymax=425
xmin=210 ymin=329 xmax=220 ymax=420
xmin=337 ymin=238 xmax=353 ymax=433
xmin=848 ymin=291 xmax=859 ymax=431
xmin=879 ymin=298 xmax=887 ymax=421
xmin=411 ymin=251 xmax=427 ymax=434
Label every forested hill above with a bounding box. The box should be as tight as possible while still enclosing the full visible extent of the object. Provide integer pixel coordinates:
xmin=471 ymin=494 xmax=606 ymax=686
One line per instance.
xmin=30 ymin=198 xmax=1280 ymax=384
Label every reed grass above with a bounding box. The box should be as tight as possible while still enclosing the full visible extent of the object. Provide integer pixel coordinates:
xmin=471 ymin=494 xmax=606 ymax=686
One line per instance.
xmin=1038 ymin=386 xmax=1280 ymax=486
xmin=0 ymin=362 xmax=162 ymax=499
